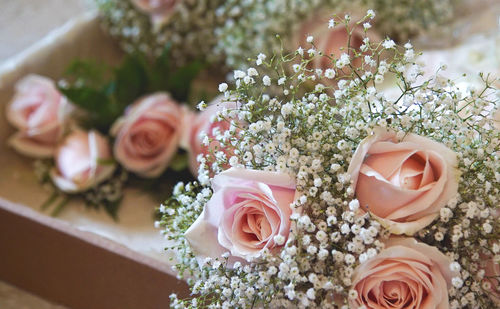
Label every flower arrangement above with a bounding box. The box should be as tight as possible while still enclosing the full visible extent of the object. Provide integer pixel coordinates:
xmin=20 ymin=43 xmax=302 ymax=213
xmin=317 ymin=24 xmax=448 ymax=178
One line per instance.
xmin=95 ymin=0 xmax=223 ymax=64
xmin=95 ymin=0 xmax=459 ymax=70
xmin=5 ymin=48 xmax=216 ymax=217
xmin=158 ymin=12 xmax=499 ymax=308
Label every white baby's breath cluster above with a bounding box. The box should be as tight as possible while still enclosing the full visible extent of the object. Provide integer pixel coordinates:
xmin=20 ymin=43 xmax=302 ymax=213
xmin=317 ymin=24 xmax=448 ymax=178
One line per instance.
xmin=96 ymin=0 xmax=459 ymax=70
xmin=95 ymin=0 xmax=224 ymax=64
xmin=159 ymin=13 xmax=499 ymax=309
xmin=216 ymin=0 xmax=459 ymax=70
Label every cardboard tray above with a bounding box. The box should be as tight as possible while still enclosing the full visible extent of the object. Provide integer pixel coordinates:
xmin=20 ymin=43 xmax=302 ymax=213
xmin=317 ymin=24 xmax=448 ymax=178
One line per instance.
xmin=0 ymin=12 xmax=188 ymax=309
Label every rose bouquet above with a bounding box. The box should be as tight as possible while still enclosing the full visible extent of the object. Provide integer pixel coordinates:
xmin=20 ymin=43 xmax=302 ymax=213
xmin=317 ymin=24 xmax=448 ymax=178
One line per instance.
xmin=95 ymin=0 xmax=461 ymax=71
xmin=158 ymin=12 xmax=499 ymax=308
xmin=5 ymin=48 xmax=219 ymax=217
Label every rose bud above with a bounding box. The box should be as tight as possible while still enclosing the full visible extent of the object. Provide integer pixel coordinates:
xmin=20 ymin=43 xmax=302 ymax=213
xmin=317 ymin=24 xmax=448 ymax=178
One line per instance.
xmin=6 ymin=74 xmax=72 ymax=158
xmin=51 ymin=130 xmax=116 ymax=193
xmin=110 ymin=93 xmax=183 ymax=178
xmin=347 ymin=129 xmax=459 ymax=235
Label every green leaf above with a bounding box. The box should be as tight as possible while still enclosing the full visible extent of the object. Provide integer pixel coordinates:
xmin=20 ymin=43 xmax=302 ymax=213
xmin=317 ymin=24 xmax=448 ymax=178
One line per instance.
xmin=64 ymin=59 xmax=109 ymax=87
xmin=114 ymin=54 xmax=149 ymax=108
xmin=167 ymin=60 xmax=204 ymax=102
xmin=148 ymin=45 xmax=171 ymax=92
xmin=102 ymin=199 xmax=121 ymax=221
xmin=169 ymin=151 xmax=189 ymax=172
xmin=59 ymin=86 xmax=117 ymax=131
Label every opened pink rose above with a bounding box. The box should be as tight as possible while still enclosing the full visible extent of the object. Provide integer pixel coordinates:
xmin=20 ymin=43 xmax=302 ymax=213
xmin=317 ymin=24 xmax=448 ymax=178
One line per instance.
xmin=347 ymin=129 xmax=459 ymax=235
xmin=131 ymin=0 xmax=179 ymax=30
xmin=296 ymin=13 xmax=371 ymax=73
xmin=481 ymin=252 xmax=500 ymax=305
xmin=188 ymin=96 xmax=239 ymax=175
xmin=185 ymin=168 xmax=296 ymax=263
xmin=351 ymin=237 xmax=455 ymax=309
xmin=111 ymin=93 xmax=183 ymax=178
xmin=6 ymin=74 xmax=72 ymax=158
xmin=51 ymin=130 xmax=115 ymax=193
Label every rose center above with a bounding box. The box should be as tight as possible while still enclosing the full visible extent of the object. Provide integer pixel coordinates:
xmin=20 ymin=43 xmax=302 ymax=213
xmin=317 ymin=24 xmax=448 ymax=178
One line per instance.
xmin=242 ymin=211 xmax=272 ymax=242
xmin=380 ymin=280 xmax=413 ymax=308
xmin=128 ymin=120 xmax=173 ymax=157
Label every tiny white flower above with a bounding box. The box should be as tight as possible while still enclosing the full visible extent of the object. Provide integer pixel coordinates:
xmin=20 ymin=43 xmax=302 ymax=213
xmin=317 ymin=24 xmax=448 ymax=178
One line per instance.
xmin=234 ymin=70 xmax=246 ymax=79
xmin=273 ymin=234 xmax=285 ymax=245
xmin=247 ymin=67 xmax=258 ymax=77
xmin=452 ymin=277 xmax=463 ymax=288
xmin=325 ymin=69 xmax=336 ymax=79
xmin=218 ymin=83 xmax=228 ymax=92
xmin=306 ymin=35 xmax=314 ymax=43
xmin=382 ymin=39 xmax=396 ymax=49
xmin=262 ymin=75 xmax=271 ymax=86
xmin=450 ymin=262 xmax=461 ymax=272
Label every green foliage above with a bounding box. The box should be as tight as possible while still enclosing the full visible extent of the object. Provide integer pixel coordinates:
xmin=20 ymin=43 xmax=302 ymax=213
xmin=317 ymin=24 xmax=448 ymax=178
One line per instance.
xmin=169 ymin=151 xmax=189 ymax=172
xmin=59 ymin=46 xmax=204 ymax=132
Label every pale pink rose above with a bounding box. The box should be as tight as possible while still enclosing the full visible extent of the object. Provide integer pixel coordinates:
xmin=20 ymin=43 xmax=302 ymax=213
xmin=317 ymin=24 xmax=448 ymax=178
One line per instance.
xmin=6 ymin=74 xmax=72 ymax=158
xmin=50 ymin=130 xmax=116 ymax=193
xmin=480 ymin=252 xmax=500 ymax=305
xmin=296 ymin=13 xmax=372 ymax=73
xmin=347 ymin=129 xmax=459 ymax=235
xmin=185 ymin=168 xmax=296 ymax=263
xmin=131 ymin=0 xmax=179 ymax=30
xmin=111 ymin=93 xmax=183 ymax=178
xmin=351 ymin=237 xmax=455 ymax=309
xmin=187 ymin=96 xmax=239 ymax=175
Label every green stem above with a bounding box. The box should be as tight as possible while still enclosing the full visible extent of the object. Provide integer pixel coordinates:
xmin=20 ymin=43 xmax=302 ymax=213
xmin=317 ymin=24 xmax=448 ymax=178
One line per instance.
xmin=40 ymin=191 xmax=59 ymax=211
xmin=50 ymin=198 xmax=69 ymax=217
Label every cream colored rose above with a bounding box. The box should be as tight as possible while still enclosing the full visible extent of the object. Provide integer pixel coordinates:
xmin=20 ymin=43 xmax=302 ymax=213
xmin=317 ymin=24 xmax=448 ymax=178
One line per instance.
xmin=111 ymin=93 xmax=183 ymax=178
xmin=347 ymin=129 xmax=459 ymax=235
xmin=351 ymin=237 xmax=455 ymax=309
xmin=6 ymin=74 xmax=72 ymax=158
xmin=51 ymin=130 xmax=115 ymax=193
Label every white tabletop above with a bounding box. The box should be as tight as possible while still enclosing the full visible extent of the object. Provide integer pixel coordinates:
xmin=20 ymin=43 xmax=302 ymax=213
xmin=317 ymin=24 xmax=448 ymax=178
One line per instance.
xmin=0 ymin=0 xmax=90 ymax=63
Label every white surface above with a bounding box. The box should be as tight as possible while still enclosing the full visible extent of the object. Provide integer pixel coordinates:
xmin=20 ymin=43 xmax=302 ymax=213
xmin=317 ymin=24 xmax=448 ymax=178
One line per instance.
xmin=0 ymin=0 xmax=90 ymax=63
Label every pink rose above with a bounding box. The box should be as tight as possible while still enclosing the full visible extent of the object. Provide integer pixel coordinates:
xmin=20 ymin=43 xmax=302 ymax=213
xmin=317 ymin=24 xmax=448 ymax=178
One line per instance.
xmin=6 ymin=74 xmax=72 ymax=158
xmin=347 ymin=129 xmax=459 ymax=235
xmin=51 ymin=130 xmax=116 ymax=193
xmin=351 ymin=237 xmax=455 ymax=309
xmin=185 ymin=168 xmax=296 ymax=263
xmin=296 ymin=13 xmax=370 ymax=73
xmin=131 ymin=0 xmax=179 ymax=30
xmin=187 ymin=96 xmax=239 ymax=175
xmin=111 ymin=93 xmax=183 ymax=178
xmin=480 ymin=252 xmax=500 ymax=305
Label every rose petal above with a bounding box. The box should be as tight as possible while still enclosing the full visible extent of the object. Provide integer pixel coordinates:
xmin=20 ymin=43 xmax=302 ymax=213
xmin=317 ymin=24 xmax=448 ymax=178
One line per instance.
xmin=8 ymin=132 xmax=56 ymax=158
